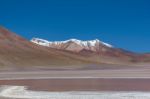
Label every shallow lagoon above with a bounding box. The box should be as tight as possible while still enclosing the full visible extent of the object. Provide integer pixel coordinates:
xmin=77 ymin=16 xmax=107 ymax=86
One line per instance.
xmin=0 ymin=85 xmax=150 ymax=99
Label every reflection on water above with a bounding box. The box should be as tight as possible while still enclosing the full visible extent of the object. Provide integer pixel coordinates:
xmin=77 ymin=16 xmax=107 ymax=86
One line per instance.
xmin=0 ymin=85 xmax=150 ymax=99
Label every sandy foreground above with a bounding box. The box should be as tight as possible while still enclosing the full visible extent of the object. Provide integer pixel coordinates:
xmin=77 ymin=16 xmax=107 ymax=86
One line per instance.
xmin=1 ymin=68 xmax=150 ymax=79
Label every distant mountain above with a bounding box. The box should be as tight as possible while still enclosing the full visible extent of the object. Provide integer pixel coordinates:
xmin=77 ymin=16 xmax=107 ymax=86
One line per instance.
xmin=31 ymin=38 xmax=135 ymax=58
xmin=31 ymin=38 xmax=113 ymax=52
xmin=31 ymin=38 xmax=150 ymax=64
xmin=0 ymin=26 xmax=149 ymax=70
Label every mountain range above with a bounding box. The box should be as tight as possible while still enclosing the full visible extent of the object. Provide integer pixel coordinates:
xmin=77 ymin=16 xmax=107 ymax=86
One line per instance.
xmin=0 ymin=26 xmax=149 ymax=70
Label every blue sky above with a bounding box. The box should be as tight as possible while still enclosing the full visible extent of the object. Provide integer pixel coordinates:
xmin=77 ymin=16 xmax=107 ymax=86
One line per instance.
xmin=0 ymin=0 xmax=150 ymax=53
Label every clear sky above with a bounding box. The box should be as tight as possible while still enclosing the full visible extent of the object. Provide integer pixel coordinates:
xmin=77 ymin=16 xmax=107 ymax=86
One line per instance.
xmin=0 ymin=0 xmax=150 ymax=53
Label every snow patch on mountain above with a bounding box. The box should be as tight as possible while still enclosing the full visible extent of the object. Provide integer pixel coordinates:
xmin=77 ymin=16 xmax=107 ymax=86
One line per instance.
xmin=31 ymin=38 xmax=50 ymax=47
xmin=31 ymin=38 xmax=113 ymax=48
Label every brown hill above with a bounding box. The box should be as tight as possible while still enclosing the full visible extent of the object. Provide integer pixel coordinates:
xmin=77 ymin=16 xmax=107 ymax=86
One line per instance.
xmin=0 ymin=26 xmax=94 ymax=68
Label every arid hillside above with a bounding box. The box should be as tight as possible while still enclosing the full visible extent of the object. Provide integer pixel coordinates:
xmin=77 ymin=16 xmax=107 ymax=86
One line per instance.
xmin=0 ymin=27 xmax=94 ymax=68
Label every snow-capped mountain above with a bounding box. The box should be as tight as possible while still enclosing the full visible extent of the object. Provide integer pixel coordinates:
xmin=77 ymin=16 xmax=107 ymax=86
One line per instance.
xmin=0 ymin=26 xmax=150 ymax=67
xmin=31 ymin=38 xmax=113 ymax=52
